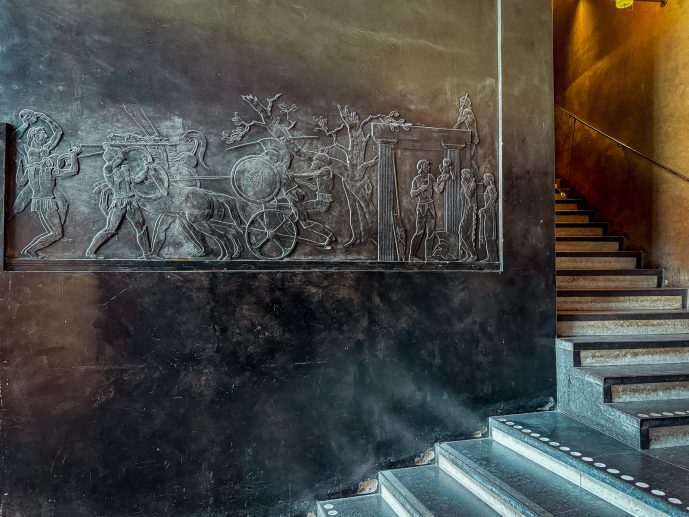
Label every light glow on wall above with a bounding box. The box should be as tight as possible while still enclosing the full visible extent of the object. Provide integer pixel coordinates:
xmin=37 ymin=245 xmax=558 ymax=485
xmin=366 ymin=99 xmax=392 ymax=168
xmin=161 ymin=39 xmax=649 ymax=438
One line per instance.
xmin=616 ymin=0 xmax=633 ymax=8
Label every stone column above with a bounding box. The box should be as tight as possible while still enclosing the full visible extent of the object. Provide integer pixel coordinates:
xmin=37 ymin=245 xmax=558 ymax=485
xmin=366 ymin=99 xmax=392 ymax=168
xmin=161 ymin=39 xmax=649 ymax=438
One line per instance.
xmin=377 ymin=140 xmax=399 ymax=261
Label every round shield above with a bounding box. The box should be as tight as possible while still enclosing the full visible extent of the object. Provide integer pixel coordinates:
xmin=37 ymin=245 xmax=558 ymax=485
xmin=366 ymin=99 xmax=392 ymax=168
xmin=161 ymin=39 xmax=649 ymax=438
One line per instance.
xmin=231 ymin=155 xmax=281 ymax=204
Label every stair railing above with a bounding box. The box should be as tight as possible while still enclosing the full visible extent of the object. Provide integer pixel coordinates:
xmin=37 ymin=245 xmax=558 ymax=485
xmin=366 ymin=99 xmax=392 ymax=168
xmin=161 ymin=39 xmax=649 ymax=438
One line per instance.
xmin=555 ymin=104 xmax=689 ymax=183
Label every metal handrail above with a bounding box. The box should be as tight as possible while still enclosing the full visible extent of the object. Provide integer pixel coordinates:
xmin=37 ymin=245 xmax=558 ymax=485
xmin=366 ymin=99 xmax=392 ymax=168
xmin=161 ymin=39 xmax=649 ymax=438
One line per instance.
xmin=555 ymin=104 xmax=689 ymax=183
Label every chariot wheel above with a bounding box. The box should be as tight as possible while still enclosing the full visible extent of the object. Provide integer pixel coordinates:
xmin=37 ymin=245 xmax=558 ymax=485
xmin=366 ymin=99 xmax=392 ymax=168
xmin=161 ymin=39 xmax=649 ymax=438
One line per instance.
xmin=245 ymin=209 xmax=297 ymax=260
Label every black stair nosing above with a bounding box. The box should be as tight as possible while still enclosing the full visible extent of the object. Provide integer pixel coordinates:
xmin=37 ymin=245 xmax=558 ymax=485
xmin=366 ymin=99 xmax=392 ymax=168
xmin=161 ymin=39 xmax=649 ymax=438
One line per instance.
xmin=438 ymin=438 xmax=630 ymax=517
xmin=604 ymin=401 xmax=689 ymax=450
xmin=557 ymin=268 xmax=662 ymax=277
xmin=556 ymin=287 xmax=687 ymax=309
xmin=575 ymin=363 xmax=689 ymax=391
xmin=557 ymin=310 xmax=689 ymax=321
xmin=555 ymin=209 xmax=595 ymax=216
xmin=555 ymin=198 xmax=586 ymax=207
xmin=556 ymin=251 xmax=642 ymax=258
xmin=557 ymin=334 xmax=689 ymax=349
xmin=488 ymin=413 xmax=689 ymax=517
xmin=556 ymin=222 xmax=608 ymax=230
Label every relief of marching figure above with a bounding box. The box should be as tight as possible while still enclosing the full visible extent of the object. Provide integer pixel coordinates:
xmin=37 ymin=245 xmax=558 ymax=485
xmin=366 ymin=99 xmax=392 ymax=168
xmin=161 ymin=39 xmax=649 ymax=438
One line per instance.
xmin=10 ymin=110 xmax=81 ymax=257
xmin=7 ymin=89 xmax=499 ymax=267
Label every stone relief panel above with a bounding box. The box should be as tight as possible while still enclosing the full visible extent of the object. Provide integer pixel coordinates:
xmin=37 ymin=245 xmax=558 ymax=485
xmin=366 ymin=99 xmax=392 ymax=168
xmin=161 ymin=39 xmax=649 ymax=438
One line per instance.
xmin=2 ymin=93 xmax=500 ymax=271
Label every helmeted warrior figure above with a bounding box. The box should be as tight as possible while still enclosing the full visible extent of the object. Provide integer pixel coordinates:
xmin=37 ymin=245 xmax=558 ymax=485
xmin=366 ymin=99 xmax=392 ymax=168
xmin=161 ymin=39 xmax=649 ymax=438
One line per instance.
xmin=293 ymin=152 xmax=334 ymax=214
xmin=85 ymin=143 xmax=151 ymax=258
xmin=408 ymin=159 xmax=450 ymax=261
xmin=11 ymin=109 xmax=81 ymax=257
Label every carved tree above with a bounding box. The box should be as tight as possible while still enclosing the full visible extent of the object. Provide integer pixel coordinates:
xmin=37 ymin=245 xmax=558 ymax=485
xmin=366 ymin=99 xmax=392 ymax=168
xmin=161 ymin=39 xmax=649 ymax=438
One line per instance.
xmin=313 ymin=105 xmax=411 ymax=246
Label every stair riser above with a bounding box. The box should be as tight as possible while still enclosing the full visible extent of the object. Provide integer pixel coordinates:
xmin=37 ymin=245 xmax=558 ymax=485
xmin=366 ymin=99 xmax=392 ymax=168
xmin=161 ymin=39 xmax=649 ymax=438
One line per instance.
xmin=557 ymin=296 xmax=683 ymax=311
xmin=379 ymin=485 xmax=414 ymax=517
xmin=555 ymin=202 xmax=579 ymax=210
xmin=556 ymin=257 xmax=638 ymax=270
xmin=556 ymin=241 xmax=621 ymax=252
xmin=556 ymin=227 xmax=604 ymax=236
xmin=558 ymin=320 xmax=689 ymax=336
xmin=611 ymin=382 xmax=689 ymax=403
xmin=649 ymin=424 xmax=689 ymax=448
xmin=557 ymin=277 xmax=659 ymax=289
xmin=578 ymin=347 xmax=689 ymax=367
xmin=490 ymin=427 xmax=665 ymax=516
xmin=556 ymin=215 xmax=591 ymax=223
xmin=436 ymin=456 xmax=521 ymax=517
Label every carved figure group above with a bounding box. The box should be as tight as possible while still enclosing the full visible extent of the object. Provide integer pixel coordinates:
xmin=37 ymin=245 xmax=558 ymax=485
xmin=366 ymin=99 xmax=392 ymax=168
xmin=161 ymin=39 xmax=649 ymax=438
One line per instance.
xmin=8 ymin=93 xmax=499 ymax=264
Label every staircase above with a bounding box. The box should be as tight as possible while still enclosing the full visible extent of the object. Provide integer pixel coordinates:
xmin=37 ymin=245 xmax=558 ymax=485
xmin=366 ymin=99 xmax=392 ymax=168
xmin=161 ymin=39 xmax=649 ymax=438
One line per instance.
xmin=316 ymin=181 xmax=689 ymax=517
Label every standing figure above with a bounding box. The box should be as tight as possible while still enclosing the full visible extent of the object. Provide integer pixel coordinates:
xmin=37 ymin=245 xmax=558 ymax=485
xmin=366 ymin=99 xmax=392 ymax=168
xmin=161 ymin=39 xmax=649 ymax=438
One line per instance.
xmin=11 ymin=109 xmax=81 ymax=257
xmin=85 ymin=144 xmax=151 ymax=258
xmin=458 ymin=168 xmax=478 ymax=262
xmin=454 ymin=94 xmax=480 ymax=169
xmin=293 ymin=153 xmax=335 ymax=214
xmin=479 ymin=173 xmax=498 ymax=262
xmin=408 ymin=159 xmax=450 ymax=261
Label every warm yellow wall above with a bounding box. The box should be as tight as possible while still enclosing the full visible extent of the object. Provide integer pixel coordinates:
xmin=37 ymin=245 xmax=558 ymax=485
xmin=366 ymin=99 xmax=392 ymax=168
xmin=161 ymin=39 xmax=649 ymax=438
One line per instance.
xmin=555 ymin=0 xmax=689 ymax=285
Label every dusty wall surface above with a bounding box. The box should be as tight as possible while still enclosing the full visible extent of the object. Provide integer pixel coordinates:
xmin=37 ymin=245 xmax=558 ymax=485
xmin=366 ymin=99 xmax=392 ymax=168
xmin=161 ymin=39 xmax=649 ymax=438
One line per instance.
xmin=0 ymin=1 xmax=555 ymax=515
xmin=554 ymin=0 xmax=689 ymax=285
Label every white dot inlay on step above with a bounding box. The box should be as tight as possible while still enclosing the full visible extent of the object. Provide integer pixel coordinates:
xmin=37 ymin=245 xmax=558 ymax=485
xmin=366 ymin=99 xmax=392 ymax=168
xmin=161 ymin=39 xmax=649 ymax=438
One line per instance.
xmin=662 ymin=412 xmax=674 ymax=416
xmin=550 ymin=442 xmax=560 ymax=447
xmin=675 ymin=411 xmax=686 ymax=415
xmin=650 ymin=413 xmax=662 ymax=417
xmin=531 ymin=433 xmax=540 ymax=437
xmin=498 ymin=418 xmax=507 ymax=422
xmin=582 ymin=457 xmax=593 ymax=462
xmin=636 ymin=482 xmax=649 ymax=489
xmin=514 ymin=425 xmax=523 ymax=430
xmin=521 ymin=429 xmax=531 ymax=433
xmin=621 ymin=475 xmax=634 ymax=481
xmin=668 ymin=498 xmax=682 ymax=505
xmin=638 ymin=413 xmax=649 ymax=418
xmin=571 ymin=452 xmax=582 ymax=457
xmin=323 ymin=504 xmax=334 ymax=509
xmin=560 ymin=446 xmax=571 ymax=451
xmin=651 ymin=490 xmax=666 ymax=497
xmin=594 ymin=463 xmax=606 ymax=468
xmin=607 ymin=469 xmax=620 ymax=474
xmin=327 ymin=511 xmax=338 ymax=516
xmin=506 ymin=422 xmax=515 ymax=426
xmin=539 ymin=437 xmax=550 ymax=442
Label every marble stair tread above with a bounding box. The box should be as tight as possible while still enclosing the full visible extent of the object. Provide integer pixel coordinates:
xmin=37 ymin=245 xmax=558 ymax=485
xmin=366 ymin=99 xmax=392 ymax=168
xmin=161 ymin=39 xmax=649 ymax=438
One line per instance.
xmin=316 ymin=494 xmax=398 ymax=517
xmin=439 ymin=438 xmax=629 ymax=516
xmin=556 ymin=222 xmax=608 ymax=236
xmin=609 ymin=400 xmax=689 ymax=421
xmin=557 ymin=309 xmax=689 ymax=320
xmin=558 ymin=334 xmax=689 ymax=349
xmin=490 ymin=411 xmax=689 ymax=516
xmin=557 ymin=288 xmax=685 ymax=297
xmin=379 ymin=465 xmax=497 ymax=516
xmin=575 ymin=362 xmax=689 ymax=384
xmin=556 ymin=236 xmax=624 ymax=251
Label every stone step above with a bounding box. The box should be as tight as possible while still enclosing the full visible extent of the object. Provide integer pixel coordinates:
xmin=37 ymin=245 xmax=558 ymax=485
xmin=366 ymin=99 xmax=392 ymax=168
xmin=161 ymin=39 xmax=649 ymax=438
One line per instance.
xmin=555 ymin=210 xmax=594 ymax=223
xmin=575 ymin=362 xmax=689 ymax=402
xmin=556 ymin=222 xmax=608 ymax=237
xmin=557 ymin=309 xmax=689 ymax=336
xmin=437 ymin=437 xmax=629 ymax=516
xmin=378 ymin=466 xmax=497 ymax=516
xmin=556 ymin=288 xmax=686 ymax=311
xmin=556 ymin=251 xmax=642 ymax=270
xmin=555 ymin=198 xmax=586 ymax=211
xmin=557 ymin=269 xmax=662 ymax=289
xmin=558 ymin=334 xmax=689 ymax=366
xmin=317 ymin=494 xmax=398 ymax=517
xmin=490 ymin=411 xmax=689 ymax=516
xmin=556 ymin=236 xmax=624 ymax=252
xmin=608 ymin=400 xmax=689 ymax=449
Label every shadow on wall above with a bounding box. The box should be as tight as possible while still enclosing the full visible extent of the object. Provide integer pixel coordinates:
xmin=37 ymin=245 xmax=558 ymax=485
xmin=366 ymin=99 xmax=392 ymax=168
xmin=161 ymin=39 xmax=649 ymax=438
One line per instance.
xmin=554 ymin=0 xmax=689 ymax=286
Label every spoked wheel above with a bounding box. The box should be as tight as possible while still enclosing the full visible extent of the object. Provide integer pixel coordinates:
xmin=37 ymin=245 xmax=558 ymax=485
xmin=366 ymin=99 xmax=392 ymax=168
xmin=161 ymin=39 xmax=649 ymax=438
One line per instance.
xmin=245 ymin=209 xmax=298 ymax=260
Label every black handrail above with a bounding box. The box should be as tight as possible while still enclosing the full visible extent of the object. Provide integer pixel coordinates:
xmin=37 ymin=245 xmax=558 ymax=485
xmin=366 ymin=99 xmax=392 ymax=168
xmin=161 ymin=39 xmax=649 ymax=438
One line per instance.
xmin=555 ymin=104 xmax=689 ymax=183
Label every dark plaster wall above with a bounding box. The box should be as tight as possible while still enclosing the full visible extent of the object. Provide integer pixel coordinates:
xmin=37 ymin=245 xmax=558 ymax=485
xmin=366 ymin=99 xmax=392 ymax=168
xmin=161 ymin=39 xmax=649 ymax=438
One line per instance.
xmin=554 ymin=0 xmax=689 ymax=286
xmin=0 ymin=1 xmax=555 ymax=515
